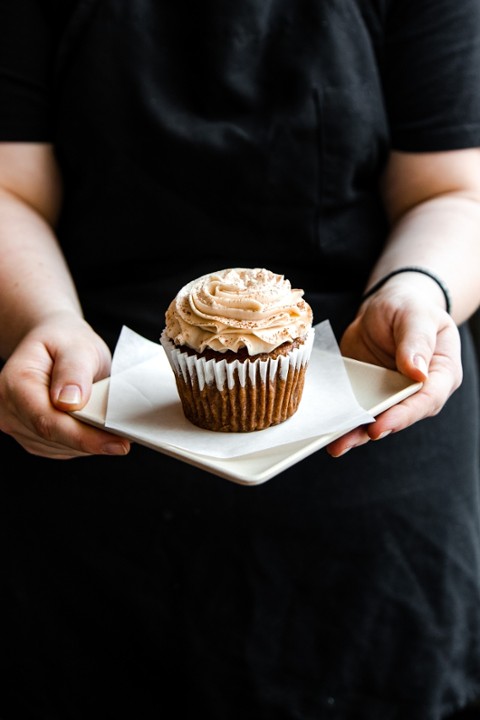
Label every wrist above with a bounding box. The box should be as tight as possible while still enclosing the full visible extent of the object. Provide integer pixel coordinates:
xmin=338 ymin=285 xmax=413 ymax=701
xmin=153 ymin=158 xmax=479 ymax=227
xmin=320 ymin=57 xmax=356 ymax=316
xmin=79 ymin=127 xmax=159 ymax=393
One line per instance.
xmin=362 ymin=266 xmax=451 ymax=314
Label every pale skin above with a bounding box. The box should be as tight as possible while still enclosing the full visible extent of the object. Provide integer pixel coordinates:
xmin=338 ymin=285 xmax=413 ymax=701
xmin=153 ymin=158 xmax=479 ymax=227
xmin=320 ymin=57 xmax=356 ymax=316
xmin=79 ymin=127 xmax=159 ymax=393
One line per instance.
xmin=0 ymin=143 xmax=479 ymax=459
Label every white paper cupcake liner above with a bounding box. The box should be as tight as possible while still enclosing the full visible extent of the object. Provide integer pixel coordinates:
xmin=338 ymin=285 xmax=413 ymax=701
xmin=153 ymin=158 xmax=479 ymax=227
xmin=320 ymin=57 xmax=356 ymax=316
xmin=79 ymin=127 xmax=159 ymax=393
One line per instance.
xmin=160 ymin=328 xmax=314 ymax=432
xmin=160 ymin=327 xmax=315 ymax=392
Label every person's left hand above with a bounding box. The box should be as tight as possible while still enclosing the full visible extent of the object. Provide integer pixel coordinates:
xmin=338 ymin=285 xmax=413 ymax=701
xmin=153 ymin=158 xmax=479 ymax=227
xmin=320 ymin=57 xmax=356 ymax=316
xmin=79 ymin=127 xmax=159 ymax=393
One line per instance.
xmin=325 ymin=282 xmax=463 ymax=457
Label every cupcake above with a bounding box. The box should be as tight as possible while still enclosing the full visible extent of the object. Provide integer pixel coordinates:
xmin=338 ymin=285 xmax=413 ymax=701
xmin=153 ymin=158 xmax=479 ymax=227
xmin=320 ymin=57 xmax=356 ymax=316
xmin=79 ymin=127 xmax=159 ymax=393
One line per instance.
xmin=160 ymin=267 xmax=314 ymax=432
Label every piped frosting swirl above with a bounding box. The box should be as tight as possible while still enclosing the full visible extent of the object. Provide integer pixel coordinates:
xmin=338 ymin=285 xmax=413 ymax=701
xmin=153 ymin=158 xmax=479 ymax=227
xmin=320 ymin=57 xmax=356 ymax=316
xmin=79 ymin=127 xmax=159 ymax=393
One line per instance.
xmin=164 ymin=267 xmax=313 ymax=354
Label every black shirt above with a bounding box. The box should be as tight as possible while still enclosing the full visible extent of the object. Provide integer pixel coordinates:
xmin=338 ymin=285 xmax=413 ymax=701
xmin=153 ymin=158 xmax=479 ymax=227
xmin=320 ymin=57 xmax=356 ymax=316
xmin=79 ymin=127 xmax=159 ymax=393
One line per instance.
xmin=1 ymin=0 xmax=480 ymax=338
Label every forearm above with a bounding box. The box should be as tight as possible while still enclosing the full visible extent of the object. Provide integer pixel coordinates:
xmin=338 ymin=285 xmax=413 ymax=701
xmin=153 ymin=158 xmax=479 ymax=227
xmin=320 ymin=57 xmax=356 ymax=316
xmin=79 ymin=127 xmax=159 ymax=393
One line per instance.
xmin=366 ymin=194 xmax=480 ymax=324
xmin=0 ymin=190 xmax=83 ymax=359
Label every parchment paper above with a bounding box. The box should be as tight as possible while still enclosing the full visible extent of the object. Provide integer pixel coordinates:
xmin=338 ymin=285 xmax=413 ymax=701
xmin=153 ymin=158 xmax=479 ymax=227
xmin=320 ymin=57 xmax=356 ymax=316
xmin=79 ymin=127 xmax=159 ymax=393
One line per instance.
xmin=105 ymin=321 xmax=375 ymax=459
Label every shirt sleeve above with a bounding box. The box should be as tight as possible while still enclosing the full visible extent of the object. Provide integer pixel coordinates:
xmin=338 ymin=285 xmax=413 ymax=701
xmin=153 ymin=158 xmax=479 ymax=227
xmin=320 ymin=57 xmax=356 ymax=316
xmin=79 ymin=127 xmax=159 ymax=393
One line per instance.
xmin=383 ymin=0 xmax=480 ymax=152
xmin=0 ymin=0 xmax=53 ymax=140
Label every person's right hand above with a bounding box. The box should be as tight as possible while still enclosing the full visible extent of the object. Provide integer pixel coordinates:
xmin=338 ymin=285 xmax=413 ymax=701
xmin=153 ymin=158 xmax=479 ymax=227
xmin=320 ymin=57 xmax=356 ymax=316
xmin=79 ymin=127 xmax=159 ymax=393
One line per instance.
xmin=0 ymin=312 xmax=131 ymax=459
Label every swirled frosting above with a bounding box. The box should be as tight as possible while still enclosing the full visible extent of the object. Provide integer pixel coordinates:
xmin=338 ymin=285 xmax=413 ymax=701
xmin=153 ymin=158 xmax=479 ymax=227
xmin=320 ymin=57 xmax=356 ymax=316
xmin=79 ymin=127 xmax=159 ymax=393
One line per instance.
xmin=163 ymin=267 xmax=313 ymax=354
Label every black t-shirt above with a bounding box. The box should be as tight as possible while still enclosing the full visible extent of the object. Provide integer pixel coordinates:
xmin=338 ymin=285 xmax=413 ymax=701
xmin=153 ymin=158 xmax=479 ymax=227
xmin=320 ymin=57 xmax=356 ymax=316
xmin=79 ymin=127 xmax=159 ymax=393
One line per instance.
xmin=1 ymin=0 xmax=480 ymax=345
xmin=1 ymin=3 xmax=480 ymax=719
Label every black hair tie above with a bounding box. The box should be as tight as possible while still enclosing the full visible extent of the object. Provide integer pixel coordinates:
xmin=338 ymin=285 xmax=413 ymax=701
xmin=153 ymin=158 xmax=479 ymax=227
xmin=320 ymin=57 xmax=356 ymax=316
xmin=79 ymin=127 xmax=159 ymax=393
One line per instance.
xmin=361 ymin=266 xmax=451 ymax=314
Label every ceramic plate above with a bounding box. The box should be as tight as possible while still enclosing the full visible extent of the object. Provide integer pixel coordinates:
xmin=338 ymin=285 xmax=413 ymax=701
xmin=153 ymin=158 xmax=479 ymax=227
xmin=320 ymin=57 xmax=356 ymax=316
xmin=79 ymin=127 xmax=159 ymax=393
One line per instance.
xmin=73 ymin=358 xmax=422 ymax=486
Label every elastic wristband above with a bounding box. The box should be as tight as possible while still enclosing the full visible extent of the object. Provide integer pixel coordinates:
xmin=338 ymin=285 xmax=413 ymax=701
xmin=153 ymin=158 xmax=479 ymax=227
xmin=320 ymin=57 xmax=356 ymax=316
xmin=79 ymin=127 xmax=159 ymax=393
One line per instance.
xmin=361 ymin=266 xmax=451 ymax=314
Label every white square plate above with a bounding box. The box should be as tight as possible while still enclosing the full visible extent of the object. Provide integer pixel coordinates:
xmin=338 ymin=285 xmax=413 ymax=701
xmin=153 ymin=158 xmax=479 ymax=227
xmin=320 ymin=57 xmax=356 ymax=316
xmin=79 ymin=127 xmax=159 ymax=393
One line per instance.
xmin=73 ymin=358 xmax=422 ymax=486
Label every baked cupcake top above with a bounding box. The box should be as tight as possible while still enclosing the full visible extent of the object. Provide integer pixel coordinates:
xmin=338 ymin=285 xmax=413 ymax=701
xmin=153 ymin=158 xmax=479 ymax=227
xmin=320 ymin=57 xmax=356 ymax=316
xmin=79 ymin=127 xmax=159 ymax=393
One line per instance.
xmin=163 ymin=267 xmax=313 ymax=355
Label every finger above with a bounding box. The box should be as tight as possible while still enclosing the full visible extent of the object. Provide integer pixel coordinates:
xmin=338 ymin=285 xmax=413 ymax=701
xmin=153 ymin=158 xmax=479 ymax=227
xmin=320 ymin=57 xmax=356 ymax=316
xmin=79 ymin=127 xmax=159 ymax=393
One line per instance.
xmin=49 ymin=338 xmax=111 ymax=411
xmin=1 ymin=354 xmax=129 ymax=458
xmin=6 ymin=406 xmax=130 ymax=459
xmin=326 ymin=425 xmax=371 ymax=457
xmin=366 ymin=361 xmax=459 ymax=441
xmin=394 ymin=309 xmax=460 ymax=382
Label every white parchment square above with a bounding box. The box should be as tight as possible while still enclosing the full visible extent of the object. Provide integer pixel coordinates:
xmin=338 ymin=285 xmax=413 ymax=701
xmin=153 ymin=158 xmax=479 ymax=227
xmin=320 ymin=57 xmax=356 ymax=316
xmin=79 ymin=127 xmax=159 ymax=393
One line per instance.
xmin=105 ymin=321 xmax=374 ymax=459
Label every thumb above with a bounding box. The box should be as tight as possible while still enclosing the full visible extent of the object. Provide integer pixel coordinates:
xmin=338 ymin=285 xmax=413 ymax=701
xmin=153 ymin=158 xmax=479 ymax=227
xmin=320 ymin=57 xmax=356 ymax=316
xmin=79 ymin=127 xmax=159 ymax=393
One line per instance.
xmin=394 ymin=320 xmax=434 ymax=383
xmin=50 ymin=339 xmax=111 ymax=411
xmin=402 ymin=351 xmax=430 ymax=383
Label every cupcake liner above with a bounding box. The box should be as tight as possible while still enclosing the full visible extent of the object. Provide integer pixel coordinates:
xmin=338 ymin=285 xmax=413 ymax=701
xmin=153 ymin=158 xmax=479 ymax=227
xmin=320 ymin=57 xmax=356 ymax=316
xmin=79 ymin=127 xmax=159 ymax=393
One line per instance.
xmin=160 ymin=328 xmax=315 ymax=432
xmin=160 ymin=328 xmax=314 ymax=391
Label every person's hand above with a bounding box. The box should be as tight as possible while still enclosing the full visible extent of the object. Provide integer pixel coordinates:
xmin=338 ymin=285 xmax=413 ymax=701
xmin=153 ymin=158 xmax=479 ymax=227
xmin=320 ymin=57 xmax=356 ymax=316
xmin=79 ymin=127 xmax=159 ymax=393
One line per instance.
xmin=326 ymin=280 xmax=463 ymax=457
xmin=0 ymin=312 xmax=131 ymax=459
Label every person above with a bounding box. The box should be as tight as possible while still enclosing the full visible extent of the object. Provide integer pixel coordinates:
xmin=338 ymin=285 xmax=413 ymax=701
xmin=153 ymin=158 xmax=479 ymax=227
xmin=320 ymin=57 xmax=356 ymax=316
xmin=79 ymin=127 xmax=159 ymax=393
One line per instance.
xmin=0 ymin=1 xmax=479 ymax=718
xmin=471 ymin=310 xmax=480 ymax=366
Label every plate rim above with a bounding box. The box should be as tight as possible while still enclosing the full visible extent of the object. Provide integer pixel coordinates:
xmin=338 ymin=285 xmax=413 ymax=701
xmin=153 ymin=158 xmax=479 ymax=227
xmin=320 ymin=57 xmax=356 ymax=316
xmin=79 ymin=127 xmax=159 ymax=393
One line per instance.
xmin=72 ymin=358 xmax=422 ymax=486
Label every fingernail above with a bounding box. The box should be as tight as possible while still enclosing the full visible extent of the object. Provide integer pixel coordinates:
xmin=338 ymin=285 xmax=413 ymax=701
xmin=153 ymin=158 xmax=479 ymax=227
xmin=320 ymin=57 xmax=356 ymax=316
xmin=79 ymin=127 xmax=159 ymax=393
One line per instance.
xmin=103 ymin=442 xmax=129 ymax=455
xmin=58 ymin=384 xmax=82 ymax=404
xmin=332 ymin=446 xmax=352 ymax=458
xmin=376 ymin=430 xmax=392 ymax=440
xmin=333 ymin=437 xmax=371 ymax=457
xmin=413 ymin=354 xmax=428 ymax=378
